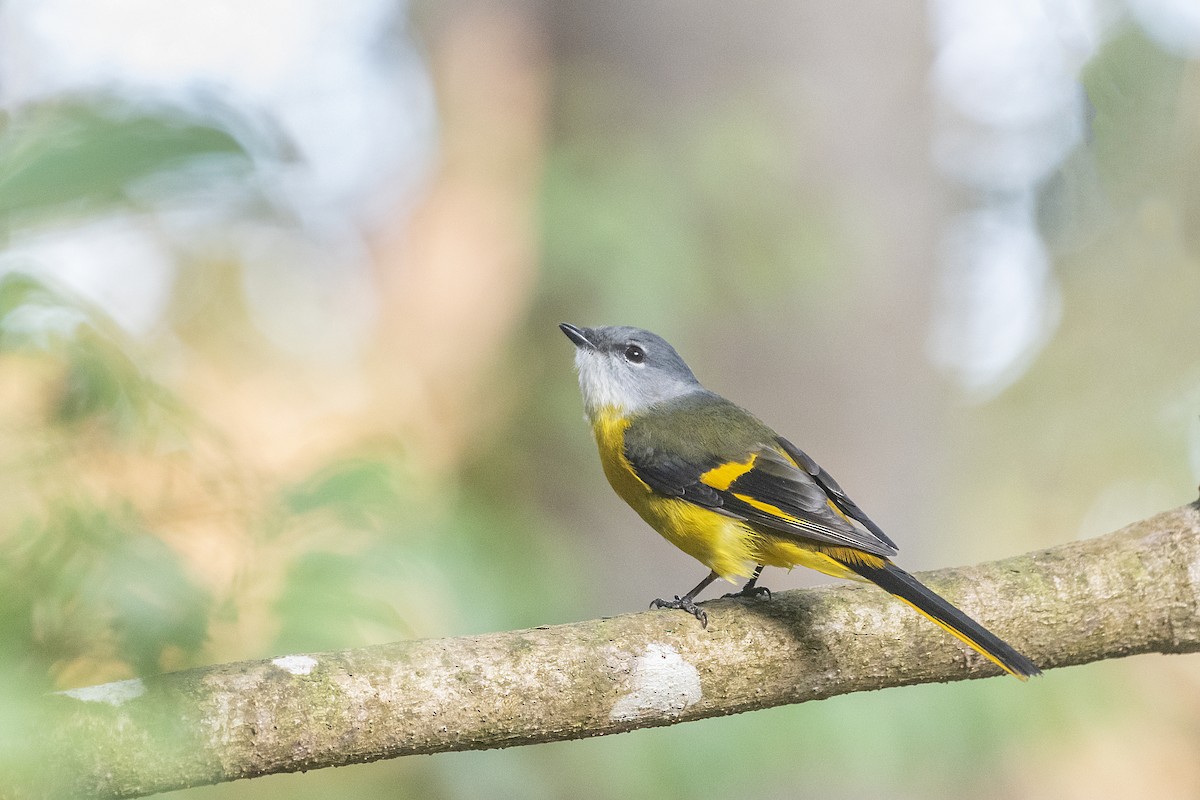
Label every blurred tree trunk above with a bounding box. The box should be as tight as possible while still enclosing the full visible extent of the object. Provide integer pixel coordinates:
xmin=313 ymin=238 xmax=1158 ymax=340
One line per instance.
xmin=367 ymin=0 xmax=549 ymax=471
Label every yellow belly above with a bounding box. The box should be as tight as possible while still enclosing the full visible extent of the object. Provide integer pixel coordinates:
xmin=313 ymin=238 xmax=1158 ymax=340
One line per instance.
xmin=752 ymin=538 xmax=860 ymax=580
xmin=591 ymin=409 xmax=860 ymax=582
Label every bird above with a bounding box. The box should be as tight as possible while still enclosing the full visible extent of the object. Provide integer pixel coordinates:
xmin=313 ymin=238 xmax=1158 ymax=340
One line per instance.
xmin=560 ymin=322 xmax=1040 ymax=679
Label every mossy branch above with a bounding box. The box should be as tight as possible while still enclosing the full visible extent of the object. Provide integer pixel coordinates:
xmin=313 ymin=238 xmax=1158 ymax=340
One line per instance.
xmin=11 ymin=504 xmax=1200 ymax=799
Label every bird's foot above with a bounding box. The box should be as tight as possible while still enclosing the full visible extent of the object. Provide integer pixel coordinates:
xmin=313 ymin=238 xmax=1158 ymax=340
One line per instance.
xmin=722 ymin=583 xmax=772 ymax=601
xmin=650 ymin=595 xmax=708 ymax=628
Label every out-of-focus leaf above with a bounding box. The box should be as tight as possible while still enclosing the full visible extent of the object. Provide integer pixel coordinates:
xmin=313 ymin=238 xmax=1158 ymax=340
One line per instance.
xmin=274 ymin=551 xmax=411 ymax=651
xmin=55 ymin=326 xmax=185 ymax=436
xmin=0 ymin=271 xmax=46 ymax=319
xmin=284 ymin=459 xmax=411 ymax=528
xmin=0 ymin=97 xmax=258 ymax=224
xmin=0 ymin=273 xmax=212 ymax=679
xmin=5 ymin=502 xmax=211 ymax=679
xmin=1081 ymin=28 xmax=1189 ymax=198
xmin=275 ymin=457 xmax=432 ymax=650
xmin=0 ymin=272 xmax=191 ymax=438
xmin=0 ymin=271 xmax=85 ymax=349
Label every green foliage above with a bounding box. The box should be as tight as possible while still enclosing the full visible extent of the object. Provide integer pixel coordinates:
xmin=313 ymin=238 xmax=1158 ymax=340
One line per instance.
xmin=275 ymin=453 xmax=586 ymax=650
xmin=1081 ymin=27 xmax=1191 ymax=198
xmin=285 ymin=458 xmax=413 ymax=528
xmin=0 ymin=97 xmax=258 ymax=230
xmin=0 ymin=270 xmax=85 ymax=348
xmin=0 ymin=271 xmax=191 ymax=438
xmin=276 ymin=459 xmax=425 ymax=650
xmin=0 ymin=274 xmax=212 ymax=682
xmin=276 ymin=551 xmax=414 ymax=651
xmin=24 ymin=503 xmax=211 ymax=676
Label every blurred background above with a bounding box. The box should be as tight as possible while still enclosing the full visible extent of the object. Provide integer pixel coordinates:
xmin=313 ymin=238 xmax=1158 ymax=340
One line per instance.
xmin=1 ymin=0 xmax=1199 ymax=797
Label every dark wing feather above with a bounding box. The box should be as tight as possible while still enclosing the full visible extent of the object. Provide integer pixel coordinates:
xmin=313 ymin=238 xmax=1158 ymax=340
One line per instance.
xmin=775 ymin=436 xmax=898 ymax=550
xmin=623 ymin=427 xmax=897 ymax=556
xmin=626 ymin=449 xmax=729 ymax=510
xmin=715 ymin=446 xmax=897 ymax=556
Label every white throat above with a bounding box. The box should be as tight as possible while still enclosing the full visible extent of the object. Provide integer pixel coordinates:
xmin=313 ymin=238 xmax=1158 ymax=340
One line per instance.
xmin=573 ymin=349 xmax=698 ymax=421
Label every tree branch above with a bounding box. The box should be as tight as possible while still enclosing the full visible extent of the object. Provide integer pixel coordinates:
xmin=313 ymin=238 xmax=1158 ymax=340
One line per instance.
xmin=14 ymin=503 xmax=1200 ymax=799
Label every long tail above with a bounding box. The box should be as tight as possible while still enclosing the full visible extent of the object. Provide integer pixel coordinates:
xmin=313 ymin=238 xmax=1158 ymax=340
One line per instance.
xmin=837 ymin=555 xmax=1041 ymax=679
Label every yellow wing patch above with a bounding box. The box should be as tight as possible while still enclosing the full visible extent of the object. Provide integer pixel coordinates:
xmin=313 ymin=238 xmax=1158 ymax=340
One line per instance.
xmin=590 ymin=407 xmax=758 ymax=579
xmin=731 ymin=492 xmax=803 ymax=524
xmin=699 ymin=455 xmax=758 ymax=490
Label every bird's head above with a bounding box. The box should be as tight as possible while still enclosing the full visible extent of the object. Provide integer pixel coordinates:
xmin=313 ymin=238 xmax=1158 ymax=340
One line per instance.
xmin=559 ymin=323 xmax=702 ymax=419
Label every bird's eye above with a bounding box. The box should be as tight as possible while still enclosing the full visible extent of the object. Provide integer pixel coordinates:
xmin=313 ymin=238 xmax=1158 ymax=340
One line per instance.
xmin=624 ymin=344 xmax=646 ymax=364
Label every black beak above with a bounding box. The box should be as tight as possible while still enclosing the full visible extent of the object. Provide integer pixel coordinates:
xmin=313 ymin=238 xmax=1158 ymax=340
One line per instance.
xmin=559 ymin=322 xmax=595 ymax=349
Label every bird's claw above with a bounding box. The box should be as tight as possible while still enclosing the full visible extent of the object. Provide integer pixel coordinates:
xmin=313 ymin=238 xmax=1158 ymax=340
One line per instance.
xmin=722 ymin=584 xmax=772 ymax=601
xmin=650 ymin=595 xmax=708 ymax=628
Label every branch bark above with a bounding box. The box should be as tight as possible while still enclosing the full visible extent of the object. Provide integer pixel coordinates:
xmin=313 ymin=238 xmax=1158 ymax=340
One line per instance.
xmin=13 ymin=503 xmax=1200 ymax=799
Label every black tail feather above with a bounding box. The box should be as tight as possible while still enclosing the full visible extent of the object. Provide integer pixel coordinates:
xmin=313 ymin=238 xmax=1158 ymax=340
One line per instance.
xmin=841 ymin=557 xmax=1041 ymax=679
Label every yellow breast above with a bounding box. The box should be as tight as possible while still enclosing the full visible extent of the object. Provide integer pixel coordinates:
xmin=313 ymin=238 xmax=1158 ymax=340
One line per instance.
xmin=590 ymin=407 xmax=759 ymax=580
